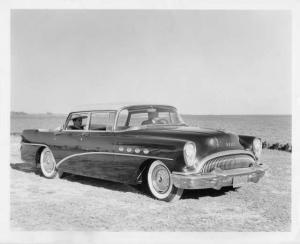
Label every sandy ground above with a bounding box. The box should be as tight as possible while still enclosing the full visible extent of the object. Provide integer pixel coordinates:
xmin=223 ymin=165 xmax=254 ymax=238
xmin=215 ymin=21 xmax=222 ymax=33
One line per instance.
xmin=10 ymin=135 xmax=291 ymax=231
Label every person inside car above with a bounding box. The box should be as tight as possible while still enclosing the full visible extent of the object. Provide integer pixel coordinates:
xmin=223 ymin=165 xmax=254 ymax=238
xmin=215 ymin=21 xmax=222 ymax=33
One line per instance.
xmin=142 ymin=110 xmax=159 ymax=125
xmin=68 ymin=114 xmax=87 ymax=130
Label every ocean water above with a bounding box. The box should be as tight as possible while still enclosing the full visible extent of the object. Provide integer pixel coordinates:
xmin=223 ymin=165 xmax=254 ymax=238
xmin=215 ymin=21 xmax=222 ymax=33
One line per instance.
xmin=182 ymin=115 xmax=291 ymax=144
xmin=11 ymin=114 xmax=67 ymax=134
xmin=11 ymin=114 xmax=291 ymax=144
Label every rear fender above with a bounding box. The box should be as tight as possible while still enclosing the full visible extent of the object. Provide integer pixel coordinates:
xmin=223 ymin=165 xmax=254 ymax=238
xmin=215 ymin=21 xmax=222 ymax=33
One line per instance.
xmin=20 ymin=143 xmax=46 ymax=167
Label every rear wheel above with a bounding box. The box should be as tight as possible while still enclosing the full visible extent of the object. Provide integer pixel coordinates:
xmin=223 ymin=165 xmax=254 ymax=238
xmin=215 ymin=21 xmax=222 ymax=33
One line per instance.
xmin=40 ymin=148 xmax=57 ymax=178
xmin=147 ymin=160 xmax=183 ymax=202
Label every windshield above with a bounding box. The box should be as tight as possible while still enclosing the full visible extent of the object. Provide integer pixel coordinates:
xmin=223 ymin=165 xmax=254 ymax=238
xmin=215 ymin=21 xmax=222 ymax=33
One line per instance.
xmin=116 ymin=106 xmax=186 ymax=131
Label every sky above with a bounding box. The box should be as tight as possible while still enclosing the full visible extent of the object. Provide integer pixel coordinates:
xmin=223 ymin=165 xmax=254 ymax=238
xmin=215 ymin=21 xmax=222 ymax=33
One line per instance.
xmin=11 ymin=10 xmax=291 ymax=115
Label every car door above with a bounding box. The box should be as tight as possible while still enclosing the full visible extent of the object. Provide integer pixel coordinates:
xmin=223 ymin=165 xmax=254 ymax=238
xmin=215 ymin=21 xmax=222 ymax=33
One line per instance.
xmin=68 ymin=111 xmax=117 ymax=180
xmin=53 ymin=112 xmax=90 ymax=173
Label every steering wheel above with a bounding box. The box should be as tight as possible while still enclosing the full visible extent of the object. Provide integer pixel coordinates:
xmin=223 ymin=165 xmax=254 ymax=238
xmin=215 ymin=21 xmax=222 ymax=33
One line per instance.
xmin=154 ymin=118 xmax=169 ymax=125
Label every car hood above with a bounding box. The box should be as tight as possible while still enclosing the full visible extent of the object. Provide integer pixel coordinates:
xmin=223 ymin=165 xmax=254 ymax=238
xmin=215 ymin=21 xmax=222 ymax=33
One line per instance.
xmin=129 ymin=125 xmax=244 ymax=155
xmin=134 ymin=125 xmax=227 ymax=138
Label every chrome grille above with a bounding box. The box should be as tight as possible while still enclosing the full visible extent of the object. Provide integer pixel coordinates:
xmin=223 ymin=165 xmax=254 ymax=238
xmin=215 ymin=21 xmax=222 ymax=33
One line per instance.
xmin=200 ymin=154 xmax=255 ymax=173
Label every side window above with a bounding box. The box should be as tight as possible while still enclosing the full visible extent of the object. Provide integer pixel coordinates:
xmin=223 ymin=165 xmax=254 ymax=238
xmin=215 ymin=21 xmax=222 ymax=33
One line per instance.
xmin=129 ymin=113 xmax=148 ymax=126
xmin=66 ymin=113 xmax=89 ymax=131
xmin=89 ymin=112 xmax=115 ymax=131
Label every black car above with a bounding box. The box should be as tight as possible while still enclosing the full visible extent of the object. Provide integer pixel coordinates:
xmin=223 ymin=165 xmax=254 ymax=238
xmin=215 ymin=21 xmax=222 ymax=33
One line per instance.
xmin=21 ymin=104 xmax=265 ymax=201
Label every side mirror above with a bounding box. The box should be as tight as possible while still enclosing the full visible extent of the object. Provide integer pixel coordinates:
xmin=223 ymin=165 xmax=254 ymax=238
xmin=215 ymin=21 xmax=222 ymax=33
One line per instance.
xmin=55 ymin=125 xmax=63 ymax=131
xmin=54 ymin=125 xmax=64 ymax=135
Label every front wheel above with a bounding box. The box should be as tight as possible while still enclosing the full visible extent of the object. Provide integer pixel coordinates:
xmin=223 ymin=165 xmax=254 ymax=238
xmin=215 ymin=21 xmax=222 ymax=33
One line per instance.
xmin=40 ymin=148 xmax=58 ymax=178
xmin=147 ymin=160 xmax=183 ymax=202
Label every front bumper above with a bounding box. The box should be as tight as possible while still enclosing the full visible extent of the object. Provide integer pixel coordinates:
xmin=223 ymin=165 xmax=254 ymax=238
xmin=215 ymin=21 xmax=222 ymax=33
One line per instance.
xmin=171 ymin=166 xmax=266 ymax=190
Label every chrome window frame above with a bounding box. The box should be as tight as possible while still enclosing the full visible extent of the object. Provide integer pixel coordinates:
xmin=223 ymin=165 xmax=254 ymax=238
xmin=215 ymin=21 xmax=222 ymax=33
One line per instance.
xmin=62 ymin=105 xmax=180 ymax=133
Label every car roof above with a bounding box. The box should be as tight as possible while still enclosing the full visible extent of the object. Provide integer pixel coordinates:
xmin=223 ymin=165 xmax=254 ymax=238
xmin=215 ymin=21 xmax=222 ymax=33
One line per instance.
xmin=71 ymin=103 xmax=176 ymax=113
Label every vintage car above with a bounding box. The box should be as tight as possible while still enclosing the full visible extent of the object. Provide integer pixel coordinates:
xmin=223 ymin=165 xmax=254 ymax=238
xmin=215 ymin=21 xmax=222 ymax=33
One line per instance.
xmin=21 ymin=104 xmax=265 ymax=202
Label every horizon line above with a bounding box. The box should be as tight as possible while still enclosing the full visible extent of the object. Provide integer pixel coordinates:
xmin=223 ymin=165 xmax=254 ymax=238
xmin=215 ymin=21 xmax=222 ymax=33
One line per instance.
xmin=10 ymin=111 xmax=292 ymax=116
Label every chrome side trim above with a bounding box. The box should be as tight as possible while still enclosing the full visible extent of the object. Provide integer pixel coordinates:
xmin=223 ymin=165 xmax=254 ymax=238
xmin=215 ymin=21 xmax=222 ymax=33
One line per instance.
xmin=56 ymin=152 xmax=173 ymax=168
xmin=22 ymin=142 xmax=174 ymax=168
xmin=22 ymin=143 xmax=173 ymax=167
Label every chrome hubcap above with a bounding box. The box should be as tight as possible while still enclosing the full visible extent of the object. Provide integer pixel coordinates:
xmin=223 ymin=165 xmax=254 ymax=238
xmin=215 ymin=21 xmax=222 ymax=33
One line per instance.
xmin=151 ymin=165 xmax=170 ymax=194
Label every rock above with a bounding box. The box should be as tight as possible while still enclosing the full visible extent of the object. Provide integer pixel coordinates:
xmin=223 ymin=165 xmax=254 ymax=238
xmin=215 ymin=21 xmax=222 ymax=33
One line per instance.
xmin=269 ymin=143 xmax=280 ymax=150
xmin=280 ymin=143 xmax=292 ymax=152
xmin=267 ymin=142 xmax=292 ymax=152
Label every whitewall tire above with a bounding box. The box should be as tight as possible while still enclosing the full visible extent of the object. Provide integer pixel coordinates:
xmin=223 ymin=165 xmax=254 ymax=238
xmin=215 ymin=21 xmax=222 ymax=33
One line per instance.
xmin=40 ymin=148 xmax=57 ymax=178
xmin=147 ymin=160 xmax=183 ymax=202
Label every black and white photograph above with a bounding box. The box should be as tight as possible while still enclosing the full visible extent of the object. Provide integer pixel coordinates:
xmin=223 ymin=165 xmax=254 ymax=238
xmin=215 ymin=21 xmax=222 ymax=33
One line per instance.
xmin=0 ymin=1 xmax=299 ymax=243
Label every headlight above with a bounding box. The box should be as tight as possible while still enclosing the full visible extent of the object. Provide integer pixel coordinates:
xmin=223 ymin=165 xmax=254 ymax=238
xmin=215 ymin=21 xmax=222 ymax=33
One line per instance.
xmin=184 ymin=142 xmax=197 ymax=167
xmin=252 ymin=138 xmax=262 ymax=159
